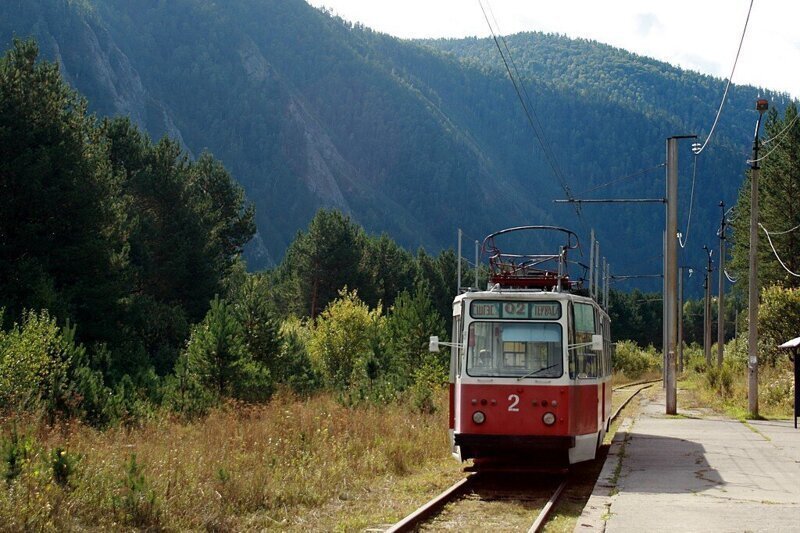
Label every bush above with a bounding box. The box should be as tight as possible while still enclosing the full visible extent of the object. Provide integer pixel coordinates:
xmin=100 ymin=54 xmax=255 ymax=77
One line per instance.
xmin=308 ymin=289 xmax=384 ymax=393
xmin=612 ymin=340 xmax=660 ymax=378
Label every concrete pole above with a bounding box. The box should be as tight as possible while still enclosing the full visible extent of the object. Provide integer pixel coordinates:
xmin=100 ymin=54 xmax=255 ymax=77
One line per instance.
xmin=589 ymin=229 xmax=595 ymax=299
xmin=678 ymin=266 xmax=684 ymax=373
xmin=475 ymin=240 xmax=479 ymax=289
xmin=717 ymin=202 xmax=726 ymax=367
xmin=749 ymin=101 xmax=768 ymax=418
xmin=703 ymin=247 xmax=712 ymax=367
xmin=665 ymin=137 xmax=679 ymax=415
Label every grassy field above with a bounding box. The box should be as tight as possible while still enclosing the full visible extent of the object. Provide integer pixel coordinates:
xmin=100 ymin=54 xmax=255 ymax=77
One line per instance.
xmin=0 ymin=389 xmax=463 ymax=531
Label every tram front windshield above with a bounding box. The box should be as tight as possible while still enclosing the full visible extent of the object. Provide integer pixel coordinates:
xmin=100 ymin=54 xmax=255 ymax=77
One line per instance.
xmin=466 ymin=322 xmax=563 ymax=378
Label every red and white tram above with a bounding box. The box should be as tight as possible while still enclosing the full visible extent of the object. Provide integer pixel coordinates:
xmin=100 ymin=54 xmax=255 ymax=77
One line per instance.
xmin=437 ymin=226 xmax=612 ymax=467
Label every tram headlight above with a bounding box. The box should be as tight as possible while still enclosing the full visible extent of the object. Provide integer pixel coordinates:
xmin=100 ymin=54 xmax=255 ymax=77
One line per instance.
xmin=542 ymin=412 xmax=556 ymax=426
xmin=472 ymin=411 xmax=486 ymax=424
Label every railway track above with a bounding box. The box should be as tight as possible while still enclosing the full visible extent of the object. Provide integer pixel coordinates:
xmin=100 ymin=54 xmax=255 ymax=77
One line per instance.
xmin=383 ymin=379 xmax=659 ymax=532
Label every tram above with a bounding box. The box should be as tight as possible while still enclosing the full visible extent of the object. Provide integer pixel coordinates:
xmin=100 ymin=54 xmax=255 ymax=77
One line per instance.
xmin=433 ymin=226 xmax=612 ymax=467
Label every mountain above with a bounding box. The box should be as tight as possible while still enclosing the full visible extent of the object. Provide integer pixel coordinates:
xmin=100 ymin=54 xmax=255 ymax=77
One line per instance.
xmin=1 ymin=0 xmax=791 ymax=291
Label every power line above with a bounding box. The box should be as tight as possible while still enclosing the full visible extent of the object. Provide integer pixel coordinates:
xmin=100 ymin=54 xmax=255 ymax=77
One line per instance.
xmin=692 ymin=0 xmax=755 ymax=156
xmin=762 ymin=113 xmax=800 ymax=145
xmin=747 ymin=127 xmax=794 ymax=164
xmin=760 ymin=222 xmax=800 ymax=278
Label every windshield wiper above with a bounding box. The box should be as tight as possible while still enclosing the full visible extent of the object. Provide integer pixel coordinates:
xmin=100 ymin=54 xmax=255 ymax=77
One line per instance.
xmin=517 ymin=363 xmax=560 ymax=381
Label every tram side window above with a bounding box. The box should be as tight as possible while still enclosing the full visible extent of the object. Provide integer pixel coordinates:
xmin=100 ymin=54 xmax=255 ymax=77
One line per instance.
xmin=574 ymin=303 xmax=597 ymax=378
xmin=452 ymin=314 xmax=462 ymax=376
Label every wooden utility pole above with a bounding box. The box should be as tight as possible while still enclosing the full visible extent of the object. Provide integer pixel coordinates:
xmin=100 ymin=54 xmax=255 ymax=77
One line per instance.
xmin=717 ymin=201 xmax=727 ymax=367
xmin=749 ymin=99 xmax=769 ymax=418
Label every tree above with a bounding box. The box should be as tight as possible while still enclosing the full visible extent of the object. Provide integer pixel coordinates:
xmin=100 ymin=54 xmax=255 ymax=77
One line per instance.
xmin=307 ymin=289 xmax=383 ymax=391
xmin=384 ymin=284 xmax=446 ymax=388
xmin=0 ymin=39 xmax=125 ymax=341
xmin=279 ymin=210 xmax=366 ymax=318
xmin=185 ymin=296 xmax=245 ymax=397
xmin=730 ymin=104 xmax=800 ymax=290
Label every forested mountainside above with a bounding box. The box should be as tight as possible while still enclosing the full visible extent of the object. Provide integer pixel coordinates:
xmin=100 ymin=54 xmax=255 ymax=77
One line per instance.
xmin=1 ymin=0 xmax=791 ymax=283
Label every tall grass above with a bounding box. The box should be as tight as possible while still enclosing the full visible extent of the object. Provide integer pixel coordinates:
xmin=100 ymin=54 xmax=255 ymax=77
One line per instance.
xmin=681 ymin=340 xmax=795 ymax=419
xmin=0 ymin=389 xmax=450 ymax=530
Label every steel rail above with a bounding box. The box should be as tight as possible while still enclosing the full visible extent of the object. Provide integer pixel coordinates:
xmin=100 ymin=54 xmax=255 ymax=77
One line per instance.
xmin=527 ymin=477 xmax=569 ymax=533
xmin=387 ymin=378 xmax=659 ymax=532
xmin=385 ymin=476 xmax=473 ymax=533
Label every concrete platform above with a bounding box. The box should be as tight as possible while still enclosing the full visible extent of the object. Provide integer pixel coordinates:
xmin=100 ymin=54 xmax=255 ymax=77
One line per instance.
xmin=576 ymin=390 xmax=800 ymax=533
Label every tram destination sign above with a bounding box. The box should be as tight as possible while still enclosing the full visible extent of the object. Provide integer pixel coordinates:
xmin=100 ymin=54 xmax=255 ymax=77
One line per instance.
xmin=470 ymin=300 xmax=561 ymax=320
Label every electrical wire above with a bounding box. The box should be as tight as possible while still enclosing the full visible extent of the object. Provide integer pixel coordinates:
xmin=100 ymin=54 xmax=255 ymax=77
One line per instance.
xmin=760 ymin=222 xmax=800 ymax=277
xmin=762 ymin=113 xmax=800 ymax=145
xmin=724 ymin=269 xmax=738 ymax=283
xmin=692 ymin=0 xmax=755 ymax=155
xmin=760 ymin=221 xmax=800 ymax=235
xmin=574 ymin=163 xmax=665 ymax=196
xmin=747 ymin=132 xmax=791 ymax=164
xmin=678 ymin=154 xmax=698 ymax=248
xmin=478 ymin=0 xmax=589 ymax=236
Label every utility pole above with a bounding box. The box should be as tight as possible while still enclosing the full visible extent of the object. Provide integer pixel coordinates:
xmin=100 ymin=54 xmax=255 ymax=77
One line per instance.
xmin=678 ymin=267 xmax=684 ymax=373
xmin=589 ymin=229 xmax=595 ymax=299
xmin=703 ymin=245 xmax=713 ymax=367
xmin=475 ymin=240 xmax=479 ymax=288
xmin=749 ymin=99 xmax=769 ymax=417
xmin=717 ymin=201 xmax=727 ymax=367
xmin=457 ymin=228 xmax=462 ymax=292
xmin=664 ymin=136 xmax=690 ymax=415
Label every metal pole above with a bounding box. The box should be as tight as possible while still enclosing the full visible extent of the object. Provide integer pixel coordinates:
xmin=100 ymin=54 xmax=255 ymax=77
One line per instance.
xmin=457 ymin=228 xmax=462 ymax=293
xmin=475 ymin=240 xmax=479 ymax=289
xmin=749 ymin=99 xmax=768 ymax=418
xmin=665 ymin=137 xmax=679 ymax=414
xmin=663 ymin=230 xmax=667 ymax=387
xmin=602 ymin=258 xmax=608 ymax=310
xmin=718 ymin=201 xmax=726 ymax=367
xmin=594 ymin=240 xmax=600 ymax=301
xmin=589 ymin=230 xmax=595 ymax=299
xmin=678 ymin=266 xmax=684 ymax=373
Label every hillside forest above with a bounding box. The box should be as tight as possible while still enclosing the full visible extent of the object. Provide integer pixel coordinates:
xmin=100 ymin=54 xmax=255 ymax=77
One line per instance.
xmin=2 ymin=6 xmax=800 ymax=528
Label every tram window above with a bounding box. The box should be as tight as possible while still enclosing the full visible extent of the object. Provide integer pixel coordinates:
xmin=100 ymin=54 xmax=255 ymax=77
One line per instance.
xmin=573 ymin=303 xmax=598 ymax=379
xmin=466 ymin=321 xmax=563 ymax=378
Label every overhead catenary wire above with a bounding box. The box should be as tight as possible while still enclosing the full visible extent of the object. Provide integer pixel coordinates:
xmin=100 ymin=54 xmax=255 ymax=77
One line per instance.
xmin=692 ymin=0 xmax=755 ymax=156
xmin=573 ymin=163 xmax=665 ymax=196
xmin=724 ymin=269 xmax=739 ymax=283
xmin=759 ymin=222 xmax=800 ymax=277
xmin=477 ymin=0 xmax=589 ymax=235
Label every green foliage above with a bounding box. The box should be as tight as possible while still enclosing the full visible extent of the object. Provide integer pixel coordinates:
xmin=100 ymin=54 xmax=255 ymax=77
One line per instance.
xmin=308 ymin=289 xmax=383 ymax=393
xmin=409 ymin=358 xmax=447 ymax=414
xmin=185 ymin=296 xmax=272 ymax=401
xmin=2 ymin=425 xmax=34 ymax=484
xmin=277 ymin=317 xmax=320 ymax=395
xmin=612 ymin=340 xmax=661 ymax=379
xmin=50 ymin=446 xmax=80 ymax=488
xmin=384 ymin=284 xmax=446 ymax=388
xmin=230 ymin=274 xmax=282 ymax=373
xmin=116 ymin=454 xmax=160 ymax=528
xmin=758 ymin=284 xmax=800 ymax=364
xmin=730 ymin=105 xmax=800 ymax=290
xmin=0 ymin=39 xmax=125 ymax=342
xmin=607 ymin=290 xmax=663 ymax=348
xmin=279 ymin=210 xmax=367 ymax=318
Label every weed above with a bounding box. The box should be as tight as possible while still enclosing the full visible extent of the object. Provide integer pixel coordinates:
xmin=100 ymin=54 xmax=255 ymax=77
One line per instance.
xmin=116 ymin=454 xmax=161 ymax=528
xmin=50 ymin=446 xmax=79 ymax=488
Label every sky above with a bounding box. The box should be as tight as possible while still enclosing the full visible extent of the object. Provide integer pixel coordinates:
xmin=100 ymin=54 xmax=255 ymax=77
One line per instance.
xmin=306 ymin=0 xmax=800 ymax=99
